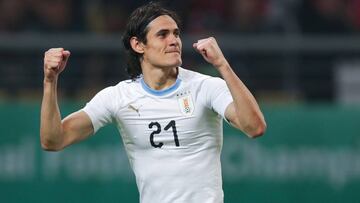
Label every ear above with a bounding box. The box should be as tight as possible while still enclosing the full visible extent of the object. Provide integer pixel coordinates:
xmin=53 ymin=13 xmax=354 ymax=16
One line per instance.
xmin=130 ymin=37 xmax=145 ymax=54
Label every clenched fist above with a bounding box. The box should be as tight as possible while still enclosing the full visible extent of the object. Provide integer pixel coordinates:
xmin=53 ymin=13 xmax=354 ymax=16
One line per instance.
xmin=43 ymin=48 xmax=70 ymax=82
xmin=193 ymin=37 xmax=228 ymax=69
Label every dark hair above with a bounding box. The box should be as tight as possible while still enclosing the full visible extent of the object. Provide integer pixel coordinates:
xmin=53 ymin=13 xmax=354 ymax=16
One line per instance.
xmin=122 ymin=1 xmax=181 ymax=80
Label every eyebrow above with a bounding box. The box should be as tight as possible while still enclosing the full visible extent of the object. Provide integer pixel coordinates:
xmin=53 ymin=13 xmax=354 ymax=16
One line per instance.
xmin=155 ymin=28 xmax=180 ymax=35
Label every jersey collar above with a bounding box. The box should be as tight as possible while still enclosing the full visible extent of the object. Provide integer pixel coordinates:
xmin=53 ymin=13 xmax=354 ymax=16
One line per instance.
xmin=140 ymin=77 xmax=181 ymax=96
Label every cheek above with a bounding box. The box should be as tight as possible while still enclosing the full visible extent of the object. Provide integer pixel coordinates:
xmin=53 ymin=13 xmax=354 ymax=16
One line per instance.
xmin=145 ymin=46 xmax=161 ymax=58
xmin=177 ymin=39 xmax=182 ymax=48
xmin=153 ymin=45 xmax=165 ymax=55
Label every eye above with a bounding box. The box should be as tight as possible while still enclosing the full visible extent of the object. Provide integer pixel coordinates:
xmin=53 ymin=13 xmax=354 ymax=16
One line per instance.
xmin=174 ymin=30 xmax=180 ymax=38
xmin=157 ymin=31 xmax=168 ymax=38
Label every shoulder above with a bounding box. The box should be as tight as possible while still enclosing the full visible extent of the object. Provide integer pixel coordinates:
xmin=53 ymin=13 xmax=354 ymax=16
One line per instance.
xmin=111 ymin=78 xmax=141 ymax=93
xmin=178 ymin=67 xmax=211 ymax=82
xmin=178 ymin=67 xmax=225 ymax=86
xmin=93 ymin=78 xmax=140 ymax=98
xmin=88 ymin=79 xmax=141 ymax=111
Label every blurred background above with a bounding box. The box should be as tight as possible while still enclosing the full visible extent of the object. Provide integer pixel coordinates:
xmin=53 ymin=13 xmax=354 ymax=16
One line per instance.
xmin=0 ymin=0 xmax=360 ymax=202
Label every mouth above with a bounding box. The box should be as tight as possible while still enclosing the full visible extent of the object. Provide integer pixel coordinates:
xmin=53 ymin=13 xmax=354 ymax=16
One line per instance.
xmin=165 ymin=50 xmax=181 ymax=54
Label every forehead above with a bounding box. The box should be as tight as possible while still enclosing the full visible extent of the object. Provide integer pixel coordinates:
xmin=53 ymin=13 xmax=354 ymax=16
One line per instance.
xmin=146 ymin=15 xmax=179 ymax=33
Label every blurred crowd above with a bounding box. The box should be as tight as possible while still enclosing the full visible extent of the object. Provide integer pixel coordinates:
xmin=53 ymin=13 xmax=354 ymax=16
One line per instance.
xmin=1 ymin=0 xmax=360 ymax=35
xmin=1 ymin=0 xmax=360 ymax=102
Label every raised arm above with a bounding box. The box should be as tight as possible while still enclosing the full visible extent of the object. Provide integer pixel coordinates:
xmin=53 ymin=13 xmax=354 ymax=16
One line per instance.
xmin=193 ymin=37 xmax=266 ymax=138
xmin=40 ymin=48 xmax=94 ymax=151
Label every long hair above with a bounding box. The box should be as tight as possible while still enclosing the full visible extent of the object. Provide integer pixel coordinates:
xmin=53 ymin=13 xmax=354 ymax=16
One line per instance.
xmin=122 ymin=2 xmax=181 ymax=80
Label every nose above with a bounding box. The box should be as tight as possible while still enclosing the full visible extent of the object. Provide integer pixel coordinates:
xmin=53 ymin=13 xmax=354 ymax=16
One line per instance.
xmin=168 ymin=34 xmax=179 ymax=47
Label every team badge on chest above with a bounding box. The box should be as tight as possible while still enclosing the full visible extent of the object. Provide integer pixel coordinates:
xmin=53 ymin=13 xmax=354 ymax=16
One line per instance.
xmin=177 ymin=92 xmax=194 ymax=116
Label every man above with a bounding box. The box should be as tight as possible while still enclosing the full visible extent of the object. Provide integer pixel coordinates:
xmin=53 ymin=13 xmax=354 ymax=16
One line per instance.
xmin=40 ymin=2 xmax=266 ymax=203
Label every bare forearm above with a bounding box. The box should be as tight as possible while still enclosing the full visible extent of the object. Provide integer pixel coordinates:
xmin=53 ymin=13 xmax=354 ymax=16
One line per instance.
xmin=217 ymin=63 xmax=266 ymax=135
xmin=40 ymin=79 xmax=64 ymax=150
xmin=193 ymin=37 xmax=265 ymax=135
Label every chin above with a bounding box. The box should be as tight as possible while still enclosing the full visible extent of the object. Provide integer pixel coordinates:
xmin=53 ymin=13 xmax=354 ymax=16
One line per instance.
xmin=175 ymin=57 xmax=182 ymax=65
xmin=167 ymin=59 xmax=182 ymax=67
xmin=175 ymin=59 xmax=182 ymax=67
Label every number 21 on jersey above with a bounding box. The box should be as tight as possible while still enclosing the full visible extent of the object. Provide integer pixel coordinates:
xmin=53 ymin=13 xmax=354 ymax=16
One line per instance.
xmin=148 ymin=120 xmax=179 ymax=148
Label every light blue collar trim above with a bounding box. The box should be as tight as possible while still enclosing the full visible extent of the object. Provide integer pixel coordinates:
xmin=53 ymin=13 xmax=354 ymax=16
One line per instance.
xmin=140 ymin=78 xmax=181 ymax=96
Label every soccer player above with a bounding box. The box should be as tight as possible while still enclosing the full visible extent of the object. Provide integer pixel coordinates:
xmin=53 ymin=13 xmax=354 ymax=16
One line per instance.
xmin=40 ymin=2 xmax=266 ymax=203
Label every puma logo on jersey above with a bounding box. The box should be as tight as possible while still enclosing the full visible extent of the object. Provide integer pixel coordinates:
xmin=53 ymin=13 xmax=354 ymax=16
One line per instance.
xmin=128 ymin=104 xmax=141 ymax=116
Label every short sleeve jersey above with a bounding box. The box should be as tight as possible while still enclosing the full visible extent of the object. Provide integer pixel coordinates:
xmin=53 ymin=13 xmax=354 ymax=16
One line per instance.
xmin=82 ymin=67 xmax=233 ymax=203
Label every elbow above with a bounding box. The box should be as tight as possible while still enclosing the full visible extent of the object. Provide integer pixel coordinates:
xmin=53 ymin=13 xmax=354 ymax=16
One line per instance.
xmin=246 ymin=120 xmax=267 ymax=139
xmin=41 ymin=143 xmax=60 ymax=151
xmin=40 ymin=135 xmax=63 ymax=152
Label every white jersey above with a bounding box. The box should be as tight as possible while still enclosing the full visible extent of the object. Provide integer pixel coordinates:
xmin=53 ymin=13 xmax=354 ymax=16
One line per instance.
xmin=83 ymin=67 xmax=233 ymax=203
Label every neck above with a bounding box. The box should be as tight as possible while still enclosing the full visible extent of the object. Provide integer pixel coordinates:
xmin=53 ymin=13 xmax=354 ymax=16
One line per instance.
xmin=142 ymin=65 xmax=178 ymax=90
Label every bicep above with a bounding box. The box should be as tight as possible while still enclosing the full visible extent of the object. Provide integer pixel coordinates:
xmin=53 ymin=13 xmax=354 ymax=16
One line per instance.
xmin=61 ymin=110 xmax=94 ymax=148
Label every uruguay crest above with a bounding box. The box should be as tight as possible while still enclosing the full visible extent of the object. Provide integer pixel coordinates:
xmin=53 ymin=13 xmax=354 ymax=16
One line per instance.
xmin=178 ymin=94 xmax=194 ymax=116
